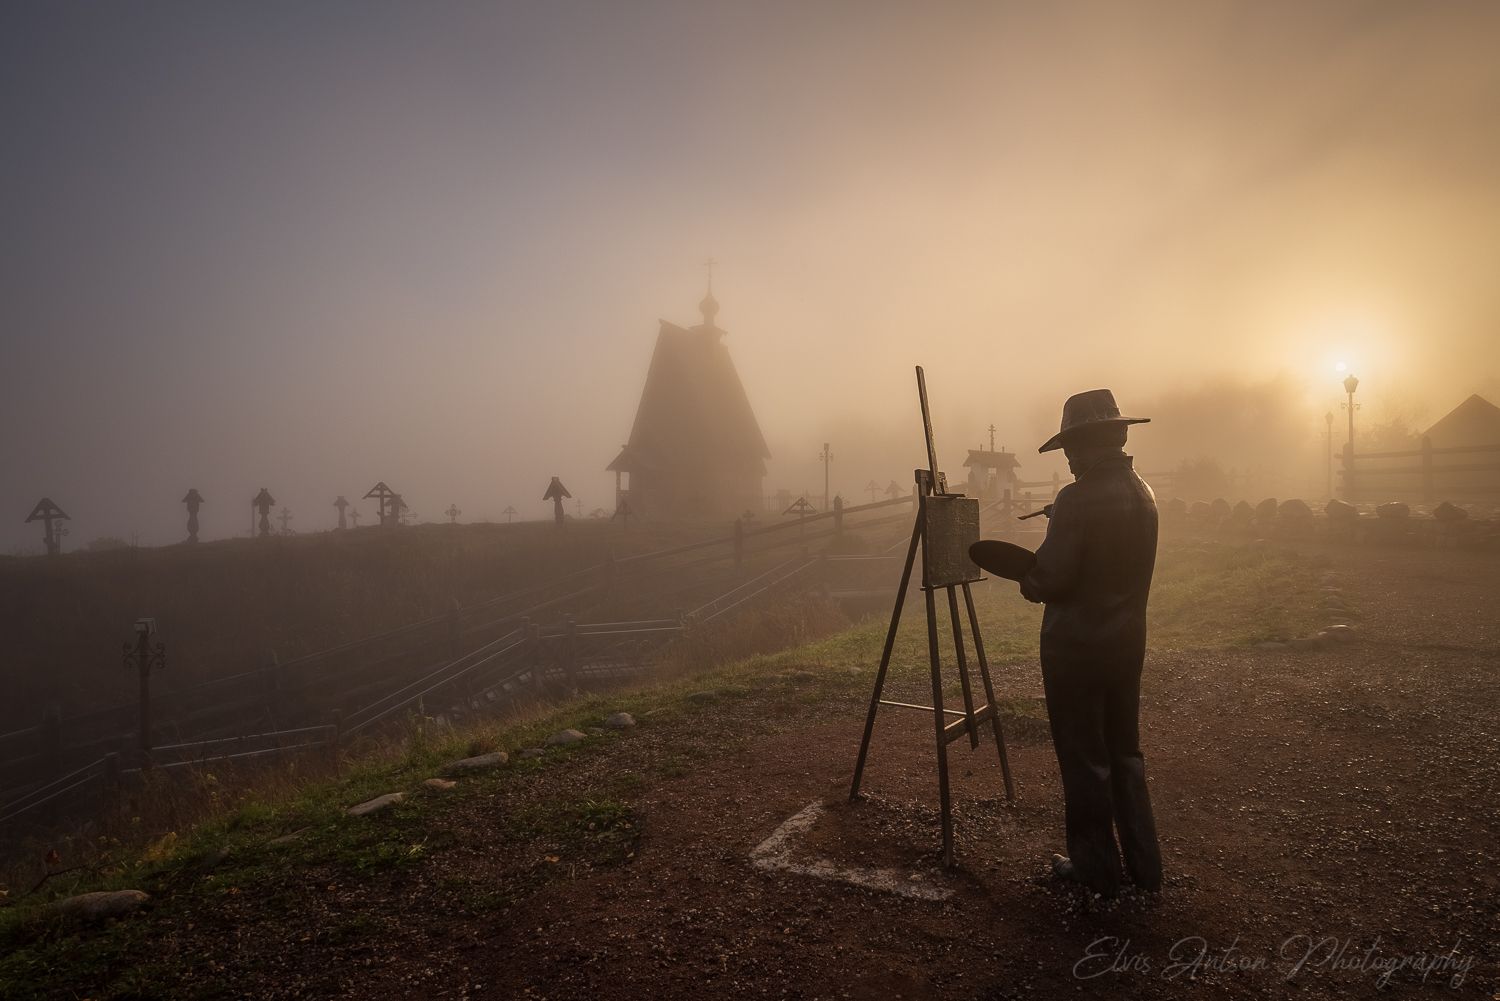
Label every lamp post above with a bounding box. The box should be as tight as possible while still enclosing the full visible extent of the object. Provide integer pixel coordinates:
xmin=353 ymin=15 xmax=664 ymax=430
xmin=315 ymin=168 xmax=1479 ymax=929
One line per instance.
xmin=1324 ymin=412 xmax=1334 ymax=500
xmin=1341 ymin=374 xmax=1360 ymax=501
xmin=1342 ymin=374 xmax=1359 ymax=451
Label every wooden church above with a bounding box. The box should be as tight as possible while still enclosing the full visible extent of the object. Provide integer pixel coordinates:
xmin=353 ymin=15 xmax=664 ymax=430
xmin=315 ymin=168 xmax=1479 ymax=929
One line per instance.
xmin=608 ymin=286 xmax=770 ymax=520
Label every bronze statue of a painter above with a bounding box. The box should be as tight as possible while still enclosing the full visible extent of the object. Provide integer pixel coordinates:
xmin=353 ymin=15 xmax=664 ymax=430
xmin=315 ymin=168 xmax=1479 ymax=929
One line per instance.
xmin=977 ymin=389 xmax=1163 ymax=898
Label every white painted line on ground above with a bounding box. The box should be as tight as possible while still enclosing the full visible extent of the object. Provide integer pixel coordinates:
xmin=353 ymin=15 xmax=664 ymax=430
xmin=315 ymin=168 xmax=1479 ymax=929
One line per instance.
xmin=749 ymin=800 xmax=954 ymax=902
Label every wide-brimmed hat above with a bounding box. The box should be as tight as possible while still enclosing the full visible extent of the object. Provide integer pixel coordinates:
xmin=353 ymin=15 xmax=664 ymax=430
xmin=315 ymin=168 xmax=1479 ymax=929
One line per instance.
xmin=1038 ymin=389 xmax=1150 ymax=453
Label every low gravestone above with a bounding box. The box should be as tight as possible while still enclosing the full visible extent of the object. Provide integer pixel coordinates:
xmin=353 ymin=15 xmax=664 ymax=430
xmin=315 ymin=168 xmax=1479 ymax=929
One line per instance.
xmin=1210 ymin=498 xmax=1232 ymax=521
xmin=1254 ymin=497 xmax=1279 ymax=526
xmin=1189 ymin=501 xmax=1212 ymax=519
xmin=1376 ymin=501 xmax=1411 ymax=520
xmin=1164 ymin=498 xmax=1188 ymax=520
xmin=1230 ymin=500 xmax=1255 ymax=527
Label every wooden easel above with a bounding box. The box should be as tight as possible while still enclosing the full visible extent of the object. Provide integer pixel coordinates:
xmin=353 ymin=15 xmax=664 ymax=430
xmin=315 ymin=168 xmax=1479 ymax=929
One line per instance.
xmin=849 ymin=367 xmax=1015 ymax=868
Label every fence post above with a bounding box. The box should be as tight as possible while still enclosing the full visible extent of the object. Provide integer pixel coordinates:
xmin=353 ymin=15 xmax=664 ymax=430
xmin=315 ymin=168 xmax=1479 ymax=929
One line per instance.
xmin=733 ymin=517 xmax=744 ymax=569
xmin=1421 ymin=435 xmax=1433 ymax=504
xmin=1342 ymin=442 xmax=1356 ymax=502
xmin=833 ymin=495 xmax=844 ymax=539
xmin=1002 ymin=488 xmax=1012 ymax=519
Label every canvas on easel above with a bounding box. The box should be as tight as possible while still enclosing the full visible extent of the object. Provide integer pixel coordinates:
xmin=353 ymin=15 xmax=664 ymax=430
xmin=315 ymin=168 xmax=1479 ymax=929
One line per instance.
xmin=848 ymin=366 xmax=1015 ymax=869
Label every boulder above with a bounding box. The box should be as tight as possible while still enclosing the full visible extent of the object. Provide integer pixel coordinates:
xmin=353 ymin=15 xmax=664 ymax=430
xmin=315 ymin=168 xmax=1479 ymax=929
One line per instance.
xmin=1376 ymin=501 xmax=1411 ymax=520
xmin=347 ymin=792 xmax=405 ymax=817
xmin=441 ymin=751 xmax=508 ymax=776
xmin=1433 ymin=501 xmax=1469 ymax=523
xmin=604 ymin=712 xmax=637 ymax=729
xmin=1320 ymin=624 xmax=1357 ymax=642
xmin=1325 ymin=498 xmax=1358 ymax=523
xmin=544 ymin=728 xmax=587 ymax=747
xmin=1278 ymin=498 xmax=1313 ymax=521
xmin=50 ymin=890 xmax=148 ymax=923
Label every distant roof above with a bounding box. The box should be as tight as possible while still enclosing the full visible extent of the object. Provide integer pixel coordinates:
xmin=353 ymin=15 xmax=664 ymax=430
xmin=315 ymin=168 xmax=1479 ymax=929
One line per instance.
xmin=1423 ymin=394 xmax=1500 ymax=448
xmin=963 ymin=448 xmax=1020 ymax=470
xmin=608 ymin=318 xmax=770 ymax=475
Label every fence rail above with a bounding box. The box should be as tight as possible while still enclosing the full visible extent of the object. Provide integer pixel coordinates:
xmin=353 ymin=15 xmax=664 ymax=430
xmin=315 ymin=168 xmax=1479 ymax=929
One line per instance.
xmin=1340 ymin=437 xmax=1500 ymax=502
xmin=1 ymin=496 xmax=923 ymax=833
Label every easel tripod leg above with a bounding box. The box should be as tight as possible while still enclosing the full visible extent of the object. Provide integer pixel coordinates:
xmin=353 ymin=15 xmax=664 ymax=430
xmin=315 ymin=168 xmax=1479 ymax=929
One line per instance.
xmin=963 ymin=581 xmax=1015 ymax=802
xmin=946 ymin=585 xmax=979 ymax=748
xmin=926 ymin=584 xmax=954 ymax=868
xmin=849 ymin=516 xmax=923 ymax=801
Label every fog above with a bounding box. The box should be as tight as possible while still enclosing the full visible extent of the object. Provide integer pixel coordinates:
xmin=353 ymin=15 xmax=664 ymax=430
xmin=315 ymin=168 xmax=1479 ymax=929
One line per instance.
xmin=4 ymin=1 xmax=1499 ymax=549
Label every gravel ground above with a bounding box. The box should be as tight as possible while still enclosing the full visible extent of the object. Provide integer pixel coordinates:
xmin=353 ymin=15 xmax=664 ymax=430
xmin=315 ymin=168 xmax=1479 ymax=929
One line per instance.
xmin=373 ymin=542 xmax=1498 ymax=1000
xmin=12 ymin=540 xmax=1497 ymax=1000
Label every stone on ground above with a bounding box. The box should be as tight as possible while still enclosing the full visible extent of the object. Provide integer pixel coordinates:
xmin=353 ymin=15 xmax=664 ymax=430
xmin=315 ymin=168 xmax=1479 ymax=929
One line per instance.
xmin=50 ymin=889 xmax=148 ymax=922
xmin=604 ymin=712 xmax=636 ymax=729
xmin=423 ymin=777 xmax=457 ymax=791
xmin=545 ymin=728 xmax=587 ymax=747
xmin=347 ymin=792 xmax=405 ymax=817
xmin=441 ymin=750 xmax=508 ymax=776
xmin=519 ymin=747 xmax=545 ymax=759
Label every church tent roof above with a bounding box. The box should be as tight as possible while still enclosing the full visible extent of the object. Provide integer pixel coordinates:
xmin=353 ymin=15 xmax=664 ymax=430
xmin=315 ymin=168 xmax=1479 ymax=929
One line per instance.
xmin=608 ymin=319 xmax=770 ymax=475
xmin=963 ymin=449 xmax=1020 ymax=471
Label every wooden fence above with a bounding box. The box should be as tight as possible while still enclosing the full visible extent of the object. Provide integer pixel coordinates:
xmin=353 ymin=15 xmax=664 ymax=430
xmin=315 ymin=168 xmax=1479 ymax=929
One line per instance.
xmin=1340 ymin=438 xmax=1500 ymax=503
xmin=0 ymin=497 xmax=923 ymax=833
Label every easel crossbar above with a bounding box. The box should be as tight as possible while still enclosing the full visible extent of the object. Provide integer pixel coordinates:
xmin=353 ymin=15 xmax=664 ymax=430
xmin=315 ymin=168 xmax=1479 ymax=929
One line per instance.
xmin=943 ymin=703 xmax=996 ymax=744
xmin=878 ymin=698 xmax=966 ymax=718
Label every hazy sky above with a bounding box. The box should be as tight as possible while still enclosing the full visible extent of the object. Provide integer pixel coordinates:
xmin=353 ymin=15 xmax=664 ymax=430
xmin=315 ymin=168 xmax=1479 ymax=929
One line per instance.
xmin=4 ymin=1 xmax=1499 ymax=548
